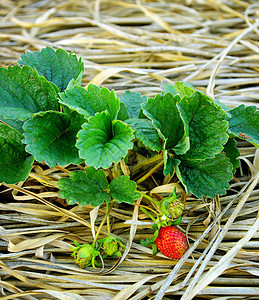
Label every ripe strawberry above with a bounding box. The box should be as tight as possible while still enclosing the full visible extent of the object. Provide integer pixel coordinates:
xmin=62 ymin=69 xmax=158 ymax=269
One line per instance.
xmin=155 ymin=226 xmax=188 ymax=259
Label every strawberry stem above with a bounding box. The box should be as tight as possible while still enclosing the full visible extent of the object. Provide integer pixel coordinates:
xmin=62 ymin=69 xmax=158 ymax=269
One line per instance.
xmin=134 ymin=203 xmax=158 ymax=216
xmin=140 ymin=192 xmax=160 ymax=206
xmin=106 ymin=201 xmax=111 ymax=236
xmin=93 ymin=202 xmax=111 ymax=244
xmin=140 ymin=207 xmax=157 ymax=223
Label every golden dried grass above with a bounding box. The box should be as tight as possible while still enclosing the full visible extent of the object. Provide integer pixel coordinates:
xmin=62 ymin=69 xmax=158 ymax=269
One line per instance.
xmin=0 ymin=0 xmax=259 ymax=299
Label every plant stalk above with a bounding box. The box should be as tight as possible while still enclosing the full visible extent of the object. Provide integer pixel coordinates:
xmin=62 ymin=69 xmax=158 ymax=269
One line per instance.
xmin=93 ymin=203 xmax=111 ymax=244
xmin=140 ymin=192 xmax=161 ymax=206
xmin=131 ymin=153 xmax=163 ymax=174
xmin=140 ymin=207 xmax=157 ymax=223
xmin=136 ymin=160 xmax=164 ymax=184
xmin=106 ymin=201 xmax=111 ymax=236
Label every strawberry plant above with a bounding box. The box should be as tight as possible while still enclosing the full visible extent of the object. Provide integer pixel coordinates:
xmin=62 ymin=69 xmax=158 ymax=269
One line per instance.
xmin=0 ymin=47 xmax=258 ymax=266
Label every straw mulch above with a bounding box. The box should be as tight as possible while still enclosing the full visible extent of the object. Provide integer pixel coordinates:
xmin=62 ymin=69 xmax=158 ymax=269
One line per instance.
xmin=0 ymin=0 xmax=259 ymax=299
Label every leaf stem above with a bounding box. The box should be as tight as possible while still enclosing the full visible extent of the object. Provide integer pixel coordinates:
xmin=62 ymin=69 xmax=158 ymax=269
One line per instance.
xmin=134 ymin=203 xmax=158 ymax=216
xmin=140 ymin=207 xmax=157 ymax=223
xmin=136 ymin=160 xmax=164 ymax=184
xmin=93 ymin=202 xmax=111 ymax=244
xmin=140 ymin=192 xmax=160 ymax=206
xmin=131 ymin=153 xmax=163 ymax=174
xmin=106 ymin=201 xmax=111 ymax=236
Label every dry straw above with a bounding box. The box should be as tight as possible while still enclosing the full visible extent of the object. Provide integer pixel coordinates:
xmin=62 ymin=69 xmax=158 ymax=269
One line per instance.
xmin=0 ymin=0 xmax=259 ymax=299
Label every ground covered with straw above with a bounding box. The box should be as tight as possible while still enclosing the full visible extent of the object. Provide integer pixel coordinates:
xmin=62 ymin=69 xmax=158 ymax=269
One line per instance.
xmin=0 ymin=0 xmax=259 ymax=299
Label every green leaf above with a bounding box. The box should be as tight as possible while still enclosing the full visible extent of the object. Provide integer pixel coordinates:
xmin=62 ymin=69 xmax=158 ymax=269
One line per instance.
xmin=0 ymin=117 xmax=23 ymax=133
xmin=0 ymin=66 xmax=59 ymax=121
xmin=173 ymin=81 xmax=197 ymax=98
xmin=223 ymin=138 xmax=240 ymax=172
xmin=67 ymin=109 xmax=87 ymax=131
xmin=175 ymin=154 xmax=233 ymax=198
xmin=117 ymin=102 xmax=129 ymax=121
xmin=59 ymin=86 xmax=94 ymax=118
xmin=73 ymin=240 xmax=80 ymax=247
xmin=227 ymin=104 xmax=259 ymax=147
xmin=152 ymin=242 xmax=158 ymax=256
xmin=161 ymin=81 xmax=178 ymax=96
xmin=142 ymin=93 xmax=189 ymax=155
xmin=177 ymin=91 xmax=228 ymax=160
xmin=140 ymin=230 xmax=159 ymax=247
xmin=59 ymin=84 xmax=120 ymax=120
xmin=118 ymin=91 xmax=147 ymax=120
xmin=23 ymin=111 xmax=83 ymax=167
xmin=126 ymin=118 xmax=162 ymax=152
xmin=214 ymin=99 xmax=232 ymax=112
xmin=172 ymin=217 xmax=182 ymax=225
xmin=57 ymin=167 xmax=110 ymax=206
xmin=140 ymin=236 xmax=156 ymax=247
xmin=18 ymin=47 xmax=84 ymax=92
xmin=0 ymin=124 xmax=34 ymax=184
xmin=109 ymin=175 xmax=140 ymax=204
xmin=172 ymin=82 xmax=232 ymax=113
xmin=59 ymin=98 xmax=88 ymax=128
xmin=76 ymin=111 xmax=134 ymax=169
xmin=163 ymin=152 xmax=175 ymax=177
xmin=66 ymin=71 xmax=84 ymax=90
xmin=161 ymin=81 xmax=197 ymax=98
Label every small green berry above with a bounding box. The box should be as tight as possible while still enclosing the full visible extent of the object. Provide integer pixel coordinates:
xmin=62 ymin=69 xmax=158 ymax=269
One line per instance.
xmin=168 ymin=199 xmax=184 ymax=219
xmin=71 ymin=241 xmax=99 ymax=268
xmin=97 ymin=236 xmax=126 ymax=258
xmin=161 ymin=190 xmax=185 ymax=221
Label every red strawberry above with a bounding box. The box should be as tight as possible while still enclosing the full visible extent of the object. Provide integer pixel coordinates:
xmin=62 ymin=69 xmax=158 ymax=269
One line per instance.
xmin=155 ymin=226 xmax=188 ymax=259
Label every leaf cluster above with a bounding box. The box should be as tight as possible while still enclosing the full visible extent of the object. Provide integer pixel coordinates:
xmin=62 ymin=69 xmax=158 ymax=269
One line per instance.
xmin=57 ymin=166 xmax=139 ymax=206
xmin=0 ymin=47 xmax=258 ymax=205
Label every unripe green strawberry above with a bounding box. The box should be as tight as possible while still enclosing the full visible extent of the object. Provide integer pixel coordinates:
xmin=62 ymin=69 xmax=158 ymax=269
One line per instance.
xmin=71 ymin=242 xmax=99 ymax=268
xmin=160 ymin=189 xmax=185 ymax=222
xmin=98 ymin=235 xmax=126 ymax=258
xmin=167 ymin=198 xmax=184 ymax=219
xmin=155 ymin=226 xmax=188 ymax=259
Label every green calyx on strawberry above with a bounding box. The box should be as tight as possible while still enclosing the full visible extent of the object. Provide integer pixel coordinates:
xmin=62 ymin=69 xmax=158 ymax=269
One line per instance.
xmin=97 ymin=235 xmax=126 ymax=259
xmin=140 ymin=189 xmax=188 ymax=259
xmin=145 ymin=189 xmax=185 ymax=229
xmin=71 ymin=241 xmax=100 ymax=268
